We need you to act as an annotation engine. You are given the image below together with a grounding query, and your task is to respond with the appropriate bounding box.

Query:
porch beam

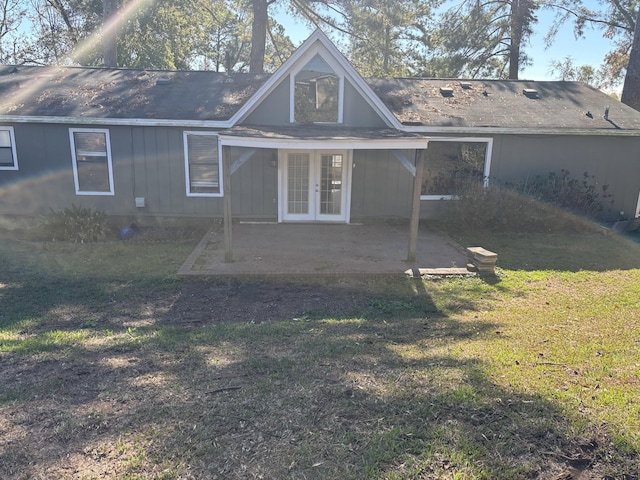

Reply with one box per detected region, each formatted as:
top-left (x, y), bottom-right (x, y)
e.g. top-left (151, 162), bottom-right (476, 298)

top-left (408, 149), bottom-right (425, 262)
top-left (230, 148), bottom-right (257, 175)
top-left (391, 150), bottom-right (416, 177)
top-left (223, 146), bottom-right (233, 262)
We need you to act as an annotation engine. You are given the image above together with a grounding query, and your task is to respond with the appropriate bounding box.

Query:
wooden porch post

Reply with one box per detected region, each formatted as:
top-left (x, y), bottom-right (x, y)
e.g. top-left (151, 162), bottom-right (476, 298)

top-left (408, 149), bottom-right (425, 262)
top-left (223, 146), bottom-right (233, 262)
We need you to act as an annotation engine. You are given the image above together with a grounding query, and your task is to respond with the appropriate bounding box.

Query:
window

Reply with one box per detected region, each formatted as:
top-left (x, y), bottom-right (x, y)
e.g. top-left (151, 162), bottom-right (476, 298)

top-left (421, 139), bottom-right (492, 199)
top-left (0, 127), bottom-right (18, 170)
top-left (70, 128), bottom-right (114, 195)
top-left (293, 55), bottom-right (341, 124)
top-left (184, 132), bottom-right (222, 197)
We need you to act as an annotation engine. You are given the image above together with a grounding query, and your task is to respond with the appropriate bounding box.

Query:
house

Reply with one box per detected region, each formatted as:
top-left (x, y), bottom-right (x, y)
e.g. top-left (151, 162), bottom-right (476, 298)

top-left (1, 29), bottom-right (640, 241)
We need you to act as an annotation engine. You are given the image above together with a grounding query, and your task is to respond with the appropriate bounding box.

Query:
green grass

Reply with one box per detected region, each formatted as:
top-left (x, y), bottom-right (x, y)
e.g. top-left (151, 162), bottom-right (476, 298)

top-left (1, 222), bottom-right (639, 479)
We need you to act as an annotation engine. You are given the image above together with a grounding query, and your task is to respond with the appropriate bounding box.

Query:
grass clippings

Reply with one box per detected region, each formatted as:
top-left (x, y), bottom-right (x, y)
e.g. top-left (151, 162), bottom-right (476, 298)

top-left (1, 223), bottom-right (639, 479)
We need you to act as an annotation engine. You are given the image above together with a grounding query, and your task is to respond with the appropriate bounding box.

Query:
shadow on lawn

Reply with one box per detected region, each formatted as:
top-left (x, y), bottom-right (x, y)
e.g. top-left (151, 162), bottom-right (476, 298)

top-left (2, 266), bottom-right (636, 479)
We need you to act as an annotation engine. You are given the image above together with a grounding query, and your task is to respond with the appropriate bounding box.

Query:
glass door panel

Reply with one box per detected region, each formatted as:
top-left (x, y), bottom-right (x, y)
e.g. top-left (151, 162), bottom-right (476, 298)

top-left (319, 154), bottom-right (343, 216)
top-left (287, 153), bottom-right (311, 218)
top-left (280, 150), bottom-right (349, 222)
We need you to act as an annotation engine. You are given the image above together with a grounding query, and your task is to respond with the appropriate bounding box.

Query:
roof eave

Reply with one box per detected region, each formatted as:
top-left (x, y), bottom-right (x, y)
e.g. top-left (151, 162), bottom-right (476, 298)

top-left (0, 115), bottom-right (234, 128)
top-left (400, 124), bottom-right (640, 137)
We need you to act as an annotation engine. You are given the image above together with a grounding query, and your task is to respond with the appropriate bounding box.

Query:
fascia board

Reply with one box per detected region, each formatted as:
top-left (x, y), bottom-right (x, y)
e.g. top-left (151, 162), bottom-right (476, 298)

top-left (400, 125), bottom-right (640, 137)
top-left (219, 134), bottom-right (429, 150)
top-left (0, 115), bottom-right (233, 129)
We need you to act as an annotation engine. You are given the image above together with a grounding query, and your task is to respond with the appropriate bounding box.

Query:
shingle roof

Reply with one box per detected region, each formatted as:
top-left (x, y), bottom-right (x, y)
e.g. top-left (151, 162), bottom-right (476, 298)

top-left (1, 64), bottom-right (639, 132)
top-left (366, 78), bottom-right (640, 131)
top-left (0, 65), bottom-right (269, 121)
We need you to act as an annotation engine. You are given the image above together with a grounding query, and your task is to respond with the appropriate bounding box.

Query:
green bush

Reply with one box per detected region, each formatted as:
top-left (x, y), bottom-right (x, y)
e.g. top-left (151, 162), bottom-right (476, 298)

top-left (40, 205), bottom-right (110, 243)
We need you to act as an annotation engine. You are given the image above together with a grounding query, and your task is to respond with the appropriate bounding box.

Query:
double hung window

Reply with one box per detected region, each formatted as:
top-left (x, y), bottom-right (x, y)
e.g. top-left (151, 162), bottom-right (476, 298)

top-left (0, 127), bottom-right (18, 170)
top-left (184, 132), bottom-right (222, 196)
top-left (70, 128), bottom-right (114, 195)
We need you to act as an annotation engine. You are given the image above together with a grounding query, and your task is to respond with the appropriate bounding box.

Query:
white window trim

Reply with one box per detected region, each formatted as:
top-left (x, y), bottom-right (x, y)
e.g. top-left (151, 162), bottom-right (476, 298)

top-left (69, 128), bottom-right (114, 196)
top-left (0, 126), bottom-right (18, 171)
top-left (421, 137), bottom-right (493, 200)
top-left (183, 131), bottom-right (223, 198)
top-left (289, 48), bottom-right (345, 125)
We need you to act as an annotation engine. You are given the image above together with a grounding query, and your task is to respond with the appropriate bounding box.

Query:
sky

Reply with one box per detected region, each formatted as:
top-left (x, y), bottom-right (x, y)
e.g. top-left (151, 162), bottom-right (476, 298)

top-left (272, 0), bottom-right (617, 83)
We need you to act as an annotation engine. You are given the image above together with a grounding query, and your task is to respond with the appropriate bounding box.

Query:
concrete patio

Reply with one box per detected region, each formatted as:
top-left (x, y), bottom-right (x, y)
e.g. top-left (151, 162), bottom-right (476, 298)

top-left (178, 222), bottom-right (472, 277)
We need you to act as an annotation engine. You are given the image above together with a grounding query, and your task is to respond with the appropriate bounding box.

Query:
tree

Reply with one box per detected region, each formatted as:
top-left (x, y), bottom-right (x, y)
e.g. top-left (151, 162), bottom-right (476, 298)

top-left (0, 0), bottom-right (28, 64)
top-left (546, 0), bottom-right (637, 88)
top-left (342, 0), bottom-right (437, 76)
top-left (621, 7), bottom-right (640, 109)
top-left (424, 0), bottom-right (538, 79)
top-left (288, 0), bottom-right (441, 77)
top-left (249, 0), bottom-right (275, 72)
top-left (103, 0), bottom-right (117, 67)
top-left (548, 55), bottom-right (603, 86)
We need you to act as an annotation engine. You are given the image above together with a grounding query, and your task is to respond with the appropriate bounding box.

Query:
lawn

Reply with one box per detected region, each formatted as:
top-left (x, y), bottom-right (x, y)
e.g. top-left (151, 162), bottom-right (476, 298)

top-left (1, 224), bottom-right (639, 479)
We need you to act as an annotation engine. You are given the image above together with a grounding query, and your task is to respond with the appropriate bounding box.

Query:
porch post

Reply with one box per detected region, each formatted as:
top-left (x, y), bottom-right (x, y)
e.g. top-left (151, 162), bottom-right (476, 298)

top-left (407, 149), bottom-right (425, 262)
top-left (223, 146), bottom-right (233, 262)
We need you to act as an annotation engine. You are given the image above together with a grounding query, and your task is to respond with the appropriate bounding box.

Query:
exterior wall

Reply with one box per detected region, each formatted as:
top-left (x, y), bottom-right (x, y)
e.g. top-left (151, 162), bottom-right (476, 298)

top-left (3, 121), bottom-right (639, 223)
top-left (489, 134), bottom-right (640, 218)
top-left (0, 123), bottom-right (83, 216)
top-left (0, 122), bottom-right (277, 220)
top-left (343, 80), bottom-right (388, 128)
top-left (242, 77), bottom-right (388, 128)
top-left (350, 149), bottom-right (413, 220)
top-left (243, 78), bottom-right (290, 126)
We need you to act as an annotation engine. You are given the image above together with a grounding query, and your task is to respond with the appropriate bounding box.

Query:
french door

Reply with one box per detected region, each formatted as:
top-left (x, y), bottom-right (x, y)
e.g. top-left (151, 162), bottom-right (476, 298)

top-left (279, 150), bottom-right (351, 222)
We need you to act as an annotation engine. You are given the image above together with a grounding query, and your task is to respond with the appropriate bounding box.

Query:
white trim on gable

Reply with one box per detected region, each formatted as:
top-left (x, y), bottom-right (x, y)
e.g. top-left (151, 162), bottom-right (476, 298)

top-left (229, 29), bottom-right (401, 128)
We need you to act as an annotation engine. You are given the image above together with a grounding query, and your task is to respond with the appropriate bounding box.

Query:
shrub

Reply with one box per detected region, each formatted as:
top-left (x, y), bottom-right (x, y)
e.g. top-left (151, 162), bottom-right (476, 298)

top-left (438, 182), bottom-right (599, 234)
top-left (518, 170), bottom-right (613, 218)
top-left (40, 204), bottom-right (110, 243)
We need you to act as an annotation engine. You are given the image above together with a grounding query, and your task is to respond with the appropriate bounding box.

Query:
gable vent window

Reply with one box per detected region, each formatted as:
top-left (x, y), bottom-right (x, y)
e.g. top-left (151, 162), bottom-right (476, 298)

top-left (184, 132), bottom-right (222, 197)
top-left (293, 54), bottom-right (341, 124)
top-left (0, 127), bottom-right (18, 170)
top-left (69, 128), bottom-right (114, 195)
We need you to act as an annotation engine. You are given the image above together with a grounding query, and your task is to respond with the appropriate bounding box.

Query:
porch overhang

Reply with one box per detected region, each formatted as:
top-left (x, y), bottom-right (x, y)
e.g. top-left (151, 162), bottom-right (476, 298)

top-left (219, 125), bottom-right (429, 264)
top-left (218, 125), bottom-right (429, 150)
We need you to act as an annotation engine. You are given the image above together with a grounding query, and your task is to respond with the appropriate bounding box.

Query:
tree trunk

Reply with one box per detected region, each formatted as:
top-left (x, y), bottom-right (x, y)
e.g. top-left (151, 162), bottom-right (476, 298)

top-left (621, 9), bottom-right (640, 110)
top-left (249, 0), bottom-right (268, 73)
top-left (509, 0), bottom-right (521, 80)
top-left (103, 0), bottom-right (118, 67)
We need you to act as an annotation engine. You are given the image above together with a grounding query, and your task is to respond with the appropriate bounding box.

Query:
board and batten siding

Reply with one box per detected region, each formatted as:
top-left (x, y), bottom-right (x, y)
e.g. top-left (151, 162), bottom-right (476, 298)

top-left (0, 123), bottom-right (81, 215)
top-left (243, 77), bottom-right (388, 128)
top-left (489, 134), bottom-right (640, 218)
top-left (350, 149), bottom-right (413, 220)
top-left (0, 123), bottom-right (278, 220)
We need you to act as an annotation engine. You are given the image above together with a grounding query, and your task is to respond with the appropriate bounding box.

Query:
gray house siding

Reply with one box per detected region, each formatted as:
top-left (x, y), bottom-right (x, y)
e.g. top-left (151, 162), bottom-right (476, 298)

top-left (1, 123), bottom-right (78, 215)
top-left (489, 134), bottom-right (640, 218)
top-left (243, 78), bottom-right (291, 126)
top-left (242, 78), bottom-right (388, 128)
top-left (350, 150), bottom-right (413, 220)
top-left (342, 80), bottom-right (388, 128)
top-left (230, 147), bottom-right (278, 219)
top-left (0, 123), bottom-right (280, 220)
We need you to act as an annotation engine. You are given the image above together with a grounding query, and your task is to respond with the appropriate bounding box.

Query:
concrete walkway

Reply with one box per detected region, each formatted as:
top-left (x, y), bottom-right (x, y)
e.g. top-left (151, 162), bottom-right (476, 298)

top-left (178, 222), bottom-right (471, 277)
